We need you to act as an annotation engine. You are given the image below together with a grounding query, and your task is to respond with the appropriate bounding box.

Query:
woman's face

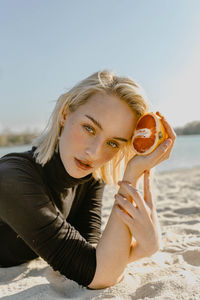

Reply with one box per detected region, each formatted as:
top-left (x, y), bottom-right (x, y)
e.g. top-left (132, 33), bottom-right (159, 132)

top-left (59, 92), bottom-right (137, 178)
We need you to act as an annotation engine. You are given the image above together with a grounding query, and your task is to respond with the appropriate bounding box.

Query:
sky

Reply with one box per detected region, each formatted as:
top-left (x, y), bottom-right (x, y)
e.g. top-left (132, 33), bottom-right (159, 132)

top-left (0, 0), bottom-right (200, 133)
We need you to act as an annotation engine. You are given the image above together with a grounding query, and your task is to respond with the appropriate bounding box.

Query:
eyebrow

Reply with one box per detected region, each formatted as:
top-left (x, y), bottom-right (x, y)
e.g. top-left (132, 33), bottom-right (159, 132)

top-left (85, 114), bottom-right (129, 142)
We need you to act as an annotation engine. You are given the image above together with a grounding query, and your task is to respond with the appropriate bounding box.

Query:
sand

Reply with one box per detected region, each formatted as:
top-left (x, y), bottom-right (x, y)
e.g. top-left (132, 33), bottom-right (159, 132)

top-left (0, 167), bottom-right (200, 300)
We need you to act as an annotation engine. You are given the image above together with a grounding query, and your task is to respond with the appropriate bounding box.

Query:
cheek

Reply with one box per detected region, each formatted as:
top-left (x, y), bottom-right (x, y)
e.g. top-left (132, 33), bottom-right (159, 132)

top-left (100, 148), bottom-right (116, 164)
top-left (69, 126), bottom-right (87, 148)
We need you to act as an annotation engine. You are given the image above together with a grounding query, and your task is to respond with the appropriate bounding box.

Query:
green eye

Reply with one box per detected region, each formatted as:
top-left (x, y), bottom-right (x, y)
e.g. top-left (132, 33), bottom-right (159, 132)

top-left (108, 141), bottom-right (119, 148)
top-left (84, 125), bottom-right (94, 133)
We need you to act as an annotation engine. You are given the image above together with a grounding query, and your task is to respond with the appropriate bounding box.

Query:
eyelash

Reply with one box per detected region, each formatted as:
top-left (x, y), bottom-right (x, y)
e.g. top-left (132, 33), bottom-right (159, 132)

top-left (82, 125), bottom-right (119, 149)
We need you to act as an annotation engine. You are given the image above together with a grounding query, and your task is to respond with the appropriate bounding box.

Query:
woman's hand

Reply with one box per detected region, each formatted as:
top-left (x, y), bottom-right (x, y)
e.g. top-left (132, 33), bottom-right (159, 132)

top-left (124, 112), bottom-right (176, 185)
top-left (115, 170), bottom-right (161, 261)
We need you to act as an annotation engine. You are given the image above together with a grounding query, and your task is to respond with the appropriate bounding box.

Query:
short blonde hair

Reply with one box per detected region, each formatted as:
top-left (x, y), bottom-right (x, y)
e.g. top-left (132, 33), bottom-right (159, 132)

top-left (33, 70), bottom-right (149, 185)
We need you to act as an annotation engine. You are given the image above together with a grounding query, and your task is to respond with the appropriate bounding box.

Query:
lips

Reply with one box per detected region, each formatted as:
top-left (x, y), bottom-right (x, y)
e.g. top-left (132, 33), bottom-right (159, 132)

top-left (74, 158), bottom-right (92, 170)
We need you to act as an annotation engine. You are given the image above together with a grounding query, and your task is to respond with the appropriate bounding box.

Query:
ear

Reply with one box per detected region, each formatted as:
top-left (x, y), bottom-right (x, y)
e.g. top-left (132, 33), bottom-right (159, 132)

top-left (60, 106), bottom-right (69, 126)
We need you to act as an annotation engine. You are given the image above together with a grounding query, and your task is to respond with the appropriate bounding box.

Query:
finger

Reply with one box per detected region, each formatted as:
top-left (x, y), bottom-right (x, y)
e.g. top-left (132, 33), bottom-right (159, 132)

top-left (156, 111), bottom-right (176, 141)
top-left (118, 180), bottom-right (134, 202)
top-left (153, 133), bottom-right (175, 164)
top-left (115, 194), bottom-right (138, 218)
top-left (155, 143), bottom-right (173, 164)
top-left (146, 138), bottom-right (172, 164)
top-left (143, 170), bottom-right (153, 209)
top-left (115, 204), bottom-right (135, 232)
top-left (118, 181), bottom-right (146, 211)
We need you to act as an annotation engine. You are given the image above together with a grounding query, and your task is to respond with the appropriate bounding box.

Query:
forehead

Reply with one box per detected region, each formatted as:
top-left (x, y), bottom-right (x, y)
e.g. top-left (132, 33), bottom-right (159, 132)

top-left (73, 92), bottom-right (137, 138)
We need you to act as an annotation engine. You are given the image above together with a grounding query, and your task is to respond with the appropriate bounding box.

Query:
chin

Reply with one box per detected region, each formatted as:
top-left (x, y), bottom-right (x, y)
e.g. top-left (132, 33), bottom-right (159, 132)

top-left (65, 161), bottom-right (89, 178)
top-left (65, 165), bottom-right (82, 178)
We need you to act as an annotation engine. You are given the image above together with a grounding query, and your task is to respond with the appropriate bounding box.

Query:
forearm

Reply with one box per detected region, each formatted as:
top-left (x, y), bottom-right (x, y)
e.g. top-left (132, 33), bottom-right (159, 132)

top-left (128, 235), bottom-right (161, 264)
top-left (88, 170), bottom-right (140, 289)
top-left (128, 240), bottom-right (148, 263)
top-left (88, 204), bottom-right (131, 289)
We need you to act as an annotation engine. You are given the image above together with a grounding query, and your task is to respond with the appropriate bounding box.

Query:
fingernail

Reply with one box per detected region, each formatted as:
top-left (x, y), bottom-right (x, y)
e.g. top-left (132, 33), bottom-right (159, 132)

top-left (156, 111), bottom-right (162, 117)
top-left (163, 140), bottom-right (170, 148)
top-left (165, 139), bottom-right (172, 147)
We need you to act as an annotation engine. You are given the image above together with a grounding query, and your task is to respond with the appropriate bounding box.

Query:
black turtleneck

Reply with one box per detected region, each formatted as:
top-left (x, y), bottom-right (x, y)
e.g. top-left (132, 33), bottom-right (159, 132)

top-left (0, 148), bottom-right (105, 287)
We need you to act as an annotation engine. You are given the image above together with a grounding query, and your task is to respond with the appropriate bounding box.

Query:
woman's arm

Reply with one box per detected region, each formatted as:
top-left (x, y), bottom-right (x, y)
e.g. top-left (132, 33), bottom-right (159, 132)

top-left (88, 171), bottom-right (159, 289)
top-left (116, 171), bottom-right (161, 263)
top-left (88, 197), bottom-right (131, 289)
top-left (0, 157), bottom-right (97, 287)
top-left (88, 113), bottom-right (176, 289)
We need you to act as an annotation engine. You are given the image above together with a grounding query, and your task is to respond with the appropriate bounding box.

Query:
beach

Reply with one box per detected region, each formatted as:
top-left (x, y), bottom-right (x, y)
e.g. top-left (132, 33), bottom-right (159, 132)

top-left (0, 167), bottom-right (200, 300)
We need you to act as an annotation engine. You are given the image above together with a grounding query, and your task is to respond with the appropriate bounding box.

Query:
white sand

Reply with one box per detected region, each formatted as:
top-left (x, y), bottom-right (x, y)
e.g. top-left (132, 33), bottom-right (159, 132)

top-left (0, 167), bottom-right (200, 300)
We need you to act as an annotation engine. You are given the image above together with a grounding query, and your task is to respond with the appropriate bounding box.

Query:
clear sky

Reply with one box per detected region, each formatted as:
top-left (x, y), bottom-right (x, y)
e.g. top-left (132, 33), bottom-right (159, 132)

top-left (1, 0), bottom-right (200, 133)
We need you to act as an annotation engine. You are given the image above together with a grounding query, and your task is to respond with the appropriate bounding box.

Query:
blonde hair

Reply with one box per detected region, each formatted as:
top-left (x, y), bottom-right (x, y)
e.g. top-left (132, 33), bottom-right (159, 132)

top-left (33, 70), bottom-right (149, 185)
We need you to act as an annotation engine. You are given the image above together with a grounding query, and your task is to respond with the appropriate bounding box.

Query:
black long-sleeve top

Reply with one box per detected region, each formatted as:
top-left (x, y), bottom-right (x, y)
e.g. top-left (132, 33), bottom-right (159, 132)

top-left (0, 147), bottom-right (105, 287)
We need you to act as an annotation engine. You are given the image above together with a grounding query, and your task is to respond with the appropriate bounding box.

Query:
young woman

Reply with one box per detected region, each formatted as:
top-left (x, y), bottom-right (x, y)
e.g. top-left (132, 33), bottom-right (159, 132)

top-left (0, 70), bottom-right (176, 289)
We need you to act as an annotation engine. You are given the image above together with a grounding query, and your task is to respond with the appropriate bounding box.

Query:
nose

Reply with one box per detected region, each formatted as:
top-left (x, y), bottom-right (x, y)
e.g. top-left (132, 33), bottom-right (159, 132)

top-left (85, 137), bottom-right (102, 161)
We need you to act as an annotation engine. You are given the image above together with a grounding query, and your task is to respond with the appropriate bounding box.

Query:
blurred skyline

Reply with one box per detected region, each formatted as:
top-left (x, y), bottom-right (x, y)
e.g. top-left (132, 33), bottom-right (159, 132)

top-left (1, 0), bottom-right (200, 133)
